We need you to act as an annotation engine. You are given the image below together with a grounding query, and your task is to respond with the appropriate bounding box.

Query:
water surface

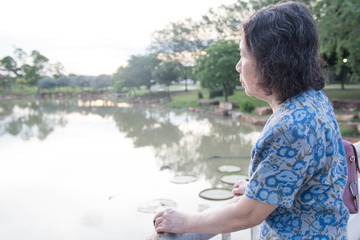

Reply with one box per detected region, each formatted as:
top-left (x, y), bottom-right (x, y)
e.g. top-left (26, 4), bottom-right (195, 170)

top-left (0, 99), bottom-right (263, 239)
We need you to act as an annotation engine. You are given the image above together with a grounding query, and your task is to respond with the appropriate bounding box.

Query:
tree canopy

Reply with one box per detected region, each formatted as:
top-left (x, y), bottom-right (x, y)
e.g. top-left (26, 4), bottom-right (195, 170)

top-left (112, 54), bottom-right (161, 96)
top-left (194, 40), bottom-right (240, 102)
top-left (312, 0), bottom-right (360, 83)
top-left (152, 61), bottom-right (180, 97)
top-left (148, 0), bottom-right (360, 91)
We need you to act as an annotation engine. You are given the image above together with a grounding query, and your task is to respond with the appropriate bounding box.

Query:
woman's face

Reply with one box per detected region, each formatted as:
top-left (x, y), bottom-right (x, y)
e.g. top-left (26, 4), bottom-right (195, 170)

top-left (235, 39), bottom-right (261, 97)
top-left (235, 39), bottom-right (280, 110)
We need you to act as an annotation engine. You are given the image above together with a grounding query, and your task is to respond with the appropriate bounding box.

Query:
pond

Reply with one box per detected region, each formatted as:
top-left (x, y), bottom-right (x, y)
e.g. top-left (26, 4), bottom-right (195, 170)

top-left (0, 99), bottom-right (264, 240)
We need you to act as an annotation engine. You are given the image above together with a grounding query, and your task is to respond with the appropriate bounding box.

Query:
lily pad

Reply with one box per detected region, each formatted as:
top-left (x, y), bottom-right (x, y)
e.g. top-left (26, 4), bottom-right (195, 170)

top-left (218, 165), bottom-right (241, 173)
top-left (137, 199), bottom-right (177, 213)
top-left (199, 188), bottom-right (233, 200)
top-left (221, 174), bottom-right (248, 185)
top-left (170, 175), bottom-right (196, 184)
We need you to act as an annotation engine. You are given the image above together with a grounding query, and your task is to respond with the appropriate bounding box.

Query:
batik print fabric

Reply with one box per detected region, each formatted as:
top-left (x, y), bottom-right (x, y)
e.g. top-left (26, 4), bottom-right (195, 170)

top-left (245, 89), bottom-right (349, 240)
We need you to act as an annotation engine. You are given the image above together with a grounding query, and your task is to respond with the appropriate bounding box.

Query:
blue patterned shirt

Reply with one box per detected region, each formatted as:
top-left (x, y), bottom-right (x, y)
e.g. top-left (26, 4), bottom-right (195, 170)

top-left (245, 89), bottom-right (349, 239)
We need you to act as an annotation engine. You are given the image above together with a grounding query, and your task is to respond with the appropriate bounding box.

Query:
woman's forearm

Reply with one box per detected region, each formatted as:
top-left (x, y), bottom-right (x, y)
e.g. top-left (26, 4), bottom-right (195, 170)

top-left (185, 196), bottom-right (276, 234)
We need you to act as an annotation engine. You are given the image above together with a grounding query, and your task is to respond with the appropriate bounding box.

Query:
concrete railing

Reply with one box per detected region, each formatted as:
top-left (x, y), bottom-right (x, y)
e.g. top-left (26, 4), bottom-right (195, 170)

top-left (146, 233), bottom-right (218, 240)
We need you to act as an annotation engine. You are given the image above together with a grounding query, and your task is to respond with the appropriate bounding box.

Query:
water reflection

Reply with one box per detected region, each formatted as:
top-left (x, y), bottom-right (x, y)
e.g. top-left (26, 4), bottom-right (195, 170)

top-left (0, 99), bottom-right (263, 181)
top-left (0, 100), bottom-right (67, 140)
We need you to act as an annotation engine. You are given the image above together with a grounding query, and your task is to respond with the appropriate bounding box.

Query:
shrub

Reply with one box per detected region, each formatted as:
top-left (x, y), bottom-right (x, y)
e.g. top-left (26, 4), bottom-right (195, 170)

top-left (209, 88), bottom-right (234, 99)
top-left (198, 92), bottom-right (203, 99)
top-left (37, 77), bottom-right (57, 90)
top-left (56, 76), bottom-right (71, 87)
top-left (241, 100), bottom-right (255, 113)
top-left (209, 89), bottom-right (223, 98)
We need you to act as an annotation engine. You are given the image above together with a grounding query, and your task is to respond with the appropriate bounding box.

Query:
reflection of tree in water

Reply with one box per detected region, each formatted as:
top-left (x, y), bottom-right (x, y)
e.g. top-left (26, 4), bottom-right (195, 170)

top-left (113, 107), bottom-right (183, 149)
top-left (112, 107), bottom-right (263, 185)
top-left (0, 100), bottom-right (67, 141)
top-left (1, 98), bottom-right (263, 185)
top-left (0, 99), bottom-right (119, 141)
top-left (154, 115), bottom-right (262, 186)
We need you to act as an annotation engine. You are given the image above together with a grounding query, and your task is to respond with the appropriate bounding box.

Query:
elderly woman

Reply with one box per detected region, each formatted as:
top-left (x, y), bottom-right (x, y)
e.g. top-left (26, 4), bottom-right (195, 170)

top-left (153, 1), bottom-right (349, 239)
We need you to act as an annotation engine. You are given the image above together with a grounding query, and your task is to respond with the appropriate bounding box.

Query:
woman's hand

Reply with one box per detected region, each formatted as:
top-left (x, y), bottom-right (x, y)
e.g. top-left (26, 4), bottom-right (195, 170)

top-left (153, 208), bottom-right (189, 234)
top-left (232, 179), bottom-right (249, 197)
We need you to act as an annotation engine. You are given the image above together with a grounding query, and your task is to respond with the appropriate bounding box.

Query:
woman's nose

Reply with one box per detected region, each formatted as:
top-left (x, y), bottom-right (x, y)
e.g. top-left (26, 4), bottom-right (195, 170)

top-left (235, 60), bottom-right (241, 73)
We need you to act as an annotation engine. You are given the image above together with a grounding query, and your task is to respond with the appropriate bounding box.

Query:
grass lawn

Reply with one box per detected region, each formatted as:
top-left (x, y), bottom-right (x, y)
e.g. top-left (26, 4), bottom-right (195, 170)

top-left (0, 86), bottom-right (38, 95)
top-left (160, 88), bottom-right (360, 112)
top-left (323, 88), bottom-right (360, 99)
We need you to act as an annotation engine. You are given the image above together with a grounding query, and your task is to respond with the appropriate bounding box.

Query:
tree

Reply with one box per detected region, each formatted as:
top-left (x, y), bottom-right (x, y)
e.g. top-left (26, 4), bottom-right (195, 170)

top-left (150, 19), bottom-right (212, 93)
top-left (113, 54), bottom-right (160, 96)
top-left (244, 0), bottom-right (360, 84)
top-left (112, 66), bottom-right (130, 93)
top-left (312, 0), bottom-right (360, 84)
top-left (150, 1), bottom-right (251, 60)
top-left (0, 56), bottom-right (18, 89)
top-left (150, 18), bottom-right (209, 60)
top-left (177, 63), bottom-right (194, 91)
top-left (21, 64), bottom-right (38, 86)
top-left (149, 1), bottom-right (253, 93)
top-left (152, 61), bottom-right (180, 98)
top-left (18, 50), bottom-right (50, 86)
top-left (0, 47), bottom-right (66, 88)
top-left (194, 40), bottom-right (239, 102)
top-left (31, 50), bottom-right (49, 77)
top-left (0, 56), bottom-right (18, 77)
top-left (199, 1), bottom-right (251, 41)
top-left (37, 77), bottom-right (57, 90)
top-left (90, 74), bottom-right (112, 90)
top-left (56, 75), bottom-right (71, 87)
top-left (49, 62), bottom-right (65, 78)
top-left (130, 54), bottom-right (160, 95)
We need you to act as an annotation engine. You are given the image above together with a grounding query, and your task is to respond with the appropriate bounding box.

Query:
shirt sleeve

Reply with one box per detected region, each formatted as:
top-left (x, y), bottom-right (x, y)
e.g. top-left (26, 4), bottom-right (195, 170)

top-left (245, 122), bottom-right (313, 208)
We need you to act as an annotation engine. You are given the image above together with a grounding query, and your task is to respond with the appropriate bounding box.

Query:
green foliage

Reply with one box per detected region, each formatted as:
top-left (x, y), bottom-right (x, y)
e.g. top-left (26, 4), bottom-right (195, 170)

top-left (152, 61), bottom-right (180, 87)
top-left (90, 74), bottom-right (112, 89)
top-left (164, 90), bottom-right (201, 109)
top-left (209, 89), bottom-right (223, 99)
top-left (112, 54), bottom-right (161, 96)
top-left (0, 86), bottom-right (37, 95)
top-left (246, 0), bottom-right (360, 84)
top-left (312, 0), bottom-right (360, 83)
top-left (56, 76), bottom-right (71, 87)
top-left (340, 125), bottom-right (359, 138)
top-left (21, 64), bottom-right (39, 86)
top-left (37, 77), bottom-right (57, 90)
top-left (209, 88), bottom-right (234, 99)
top-left (194, 40), bottom-right (239, 102)
top-left (152, 61), bottom-right (180, 97)
top-left (0, 47), bottom-right (65, 89)
top-left (150, 18), bottom-right (210, 64)
top-left (323, 88), bottom-right (360, 100)
top-left (200, 0), bottom-right (251, 40)
top-left (0, 56), bottom-right (18, 76)
top-left (112, 66), bottom-right (128, 93)
top-left (37, 75), bottom-right (112, 92)
top-left (240, 100), bottom-right (255, 113)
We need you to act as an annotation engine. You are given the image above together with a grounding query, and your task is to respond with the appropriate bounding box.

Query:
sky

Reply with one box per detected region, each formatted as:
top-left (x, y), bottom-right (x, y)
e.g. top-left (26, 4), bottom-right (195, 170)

top-left (0, 0), bottom-right (237, 76)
